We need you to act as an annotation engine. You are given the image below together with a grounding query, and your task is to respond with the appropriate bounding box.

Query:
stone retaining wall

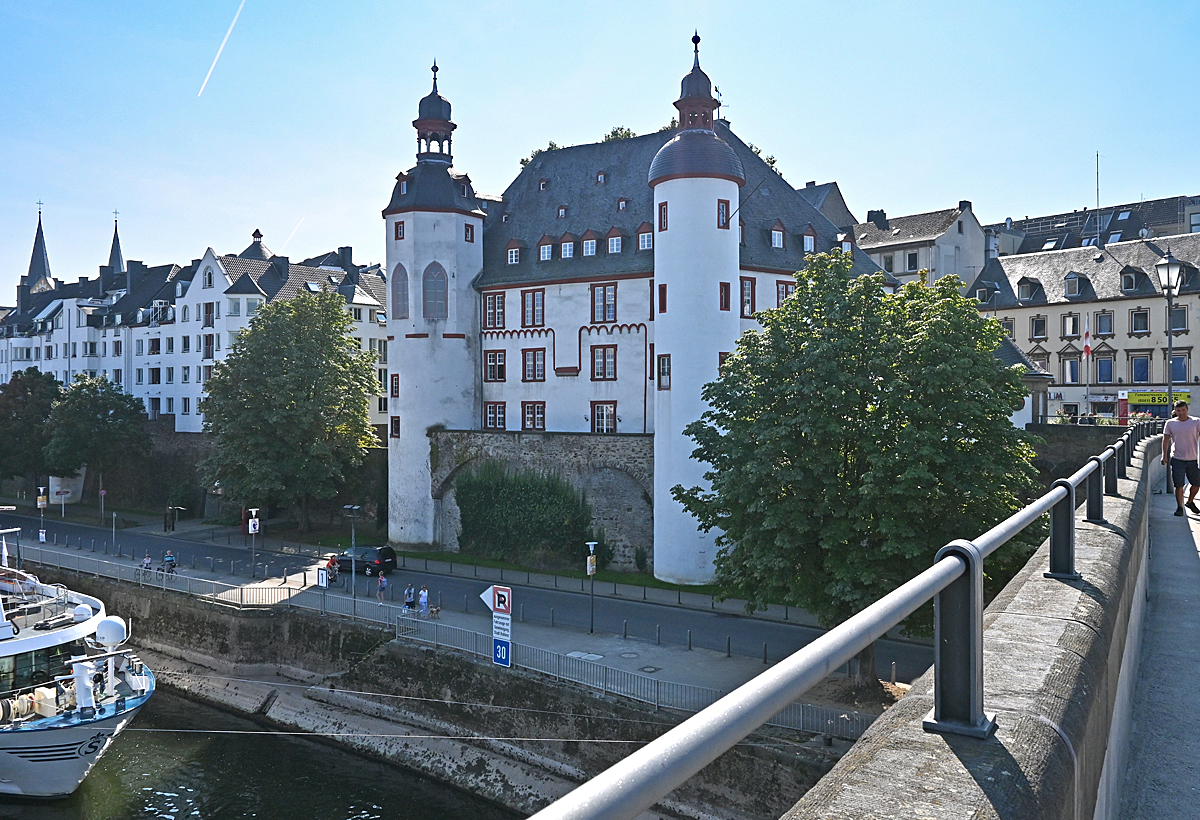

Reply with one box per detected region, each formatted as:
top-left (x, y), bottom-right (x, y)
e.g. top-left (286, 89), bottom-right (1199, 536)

top-left (428, 430), bottom-right (654, 569)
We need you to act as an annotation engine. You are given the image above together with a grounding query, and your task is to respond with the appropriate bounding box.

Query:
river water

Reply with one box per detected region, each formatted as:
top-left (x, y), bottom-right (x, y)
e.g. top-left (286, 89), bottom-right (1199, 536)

top-left (0, 692), bottom-right (521, 820)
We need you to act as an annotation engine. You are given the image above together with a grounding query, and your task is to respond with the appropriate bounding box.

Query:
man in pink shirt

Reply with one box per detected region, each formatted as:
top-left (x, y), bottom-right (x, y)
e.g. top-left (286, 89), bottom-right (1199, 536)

top-left (1162, 400), bottom-right (1200, 516)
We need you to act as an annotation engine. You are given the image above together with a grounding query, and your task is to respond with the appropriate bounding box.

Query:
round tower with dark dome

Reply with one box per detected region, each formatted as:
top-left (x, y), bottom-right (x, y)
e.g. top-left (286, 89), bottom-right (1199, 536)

top-left (384, 63), bottom-right (484, 547)
top-left (649, 34), bottom-right (745, 585)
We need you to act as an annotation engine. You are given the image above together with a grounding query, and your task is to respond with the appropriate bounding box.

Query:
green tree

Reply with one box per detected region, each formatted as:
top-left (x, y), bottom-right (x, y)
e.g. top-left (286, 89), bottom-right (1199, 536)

top-left (44, 374), bottom-right (151, 502)
top-left (602, 126), bottom-right (636, 141)
top-left (200, 291), bottom-right (377, 532)
top-left (519, 140), bottom-right (561, 168)
top-left (746, 142), bottom-right (780, 173)
top-left (673, 252), bottom-right (1041, 689)
top-left (0, 368), bottom-right (64, 491)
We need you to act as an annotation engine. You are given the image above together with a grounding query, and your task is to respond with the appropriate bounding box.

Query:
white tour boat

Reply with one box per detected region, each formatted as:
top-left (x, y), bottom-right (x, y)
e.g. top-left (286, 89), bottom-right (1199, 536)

top-left (0, 565), bottom-right (154, 797)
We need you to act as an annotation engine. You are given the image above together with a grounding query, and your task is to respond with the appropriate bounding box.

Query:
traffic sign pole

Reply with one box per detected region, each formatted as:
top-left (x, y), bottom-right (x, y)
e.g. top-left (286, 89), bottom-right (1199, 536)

top-left (480, 585), bottom-right (514, 667)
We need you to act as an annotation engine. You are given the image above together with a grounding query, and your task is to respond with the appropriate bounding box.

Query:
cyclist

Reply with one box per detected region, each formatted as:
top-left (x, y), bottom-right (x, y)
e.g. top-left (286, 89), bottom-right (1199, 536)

top-left (162, 550), bottom-right (177, 574)
top-left (325, 554), bottom-right (340, 582)
top-left (141, 554), bottom-right (153, 572)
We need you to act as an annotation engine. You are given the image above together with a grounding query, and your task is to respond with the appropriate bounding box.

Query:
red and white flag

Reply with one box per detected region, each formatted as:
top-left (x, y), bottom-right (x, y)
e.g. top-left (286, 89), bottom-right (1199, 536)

top-left (1083, 316), bottom-right (1091, 359)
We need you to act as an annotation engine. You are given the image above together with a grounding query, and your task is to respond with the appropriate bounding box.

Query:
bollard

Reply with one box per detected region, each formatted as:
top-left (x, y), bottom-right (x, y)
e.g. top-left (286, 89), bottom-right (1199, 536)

top-left (785, 605), bottom-right (789, 621)
top-left (711, 595), bottom-right (715, 610)
top-left (656, 624), bottom-right (661, 645)
top-left (622, 619), bottom-right (627, 639)
top-left (763, 642), bottom-right (768, 664)
top-left (210, 557), bottom-right (215, 572)
top-left (118, 544), bottom-right (122, 558)
top-left (677, 588), bottom-right (681, 604)
top-left (90, 539), bottom-right (95, 552)
top-left (687, 629), bottom-right (692, 650)
top-left (439, 591), bottom-right (442, 608)
top-left (726, 636), bottom-right (731, 658)
top-left (520, 603), bottom-right (524, 623)
top-left (891, 661), bottom-right (897, 685)
top-left (53, 533), bottom-right (57, 545)
top-left (232, 561), bottom-right (237, 575)
top-left (550, 607), bottom-right (555, 627)
top-left (464, 594), bottom-right (469, 613)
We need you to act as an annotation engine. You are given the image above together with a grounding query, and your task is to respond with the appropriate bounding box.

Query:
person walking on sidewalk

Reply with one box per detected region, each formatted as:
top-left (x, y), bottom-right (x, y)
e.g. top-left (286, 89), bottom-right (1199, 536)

top-left (403, 583), bottom-right (416, 612)
top-left (376, 573), bottom-right (388, 602)
top-left (418, 585), bottom-right (429, 618)
top-left (1162, 399), bottom-right (1200, 516)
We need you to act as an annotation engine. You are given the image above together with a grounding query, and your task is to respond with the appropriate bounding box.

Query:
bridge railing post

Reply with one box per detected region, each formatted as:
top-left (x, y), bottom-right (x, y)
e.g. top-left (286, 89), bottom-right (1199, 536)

top-left (1046, 478), bottom-right (1081, 580)
top-left (1104, 446), bottom-right (1119, 494)
top-left (1085, 457), bottom-right (1105, 523)
top-left (1116, 436), bottom-right (1129, 479)
top-left (923, 539), bottom-right (995, 738)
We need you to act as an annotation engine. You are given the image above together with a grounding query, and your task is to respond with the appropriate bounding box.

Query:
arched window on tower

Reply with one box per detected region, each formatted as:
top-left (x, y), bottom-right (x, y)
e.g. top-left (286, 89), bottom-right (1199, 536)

top-left (423, 263), bottom-right (448, 318)
top-left (392, 263), bottom-right (409, 319)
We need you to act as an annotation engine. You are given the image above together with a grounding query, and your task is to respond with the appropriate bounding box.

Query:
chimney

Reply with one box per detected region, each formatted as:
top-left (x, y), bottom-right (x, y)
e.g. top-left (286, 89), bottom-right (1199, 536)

top-left (984, 228), bottom-right (998, 262)
top-left (16, 282), bottom-right (29, 315)
top-left (269, 256), bottom-right (289, 279)
top-left (805, 181), bottom-right (816, 188)
top-left (866, 209), bottom-right (888, 229)
top-left (958, 200), bottom-right (972, 213)
top-left (337, 246), bottom-right (353, 271)
top-left (125, 260), bottom-right (145, 294)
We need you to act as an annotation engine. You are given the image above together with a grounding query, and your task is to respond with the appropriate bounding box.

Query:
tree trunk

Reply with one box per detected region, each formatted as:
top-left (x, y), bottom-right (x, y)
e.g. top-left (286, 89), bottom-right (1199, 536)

top-left (297, 496), bottom-right (311, 533)
top-left (849, 641), bottom-right (882, 692)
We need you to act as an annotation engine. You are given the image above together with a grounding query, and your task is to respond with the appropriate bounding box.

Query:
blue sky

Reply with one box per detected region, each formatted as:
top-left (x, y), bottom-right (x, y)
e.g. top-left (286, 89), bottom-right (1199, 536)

top-left (2, 1), bottom-right (1197, 299)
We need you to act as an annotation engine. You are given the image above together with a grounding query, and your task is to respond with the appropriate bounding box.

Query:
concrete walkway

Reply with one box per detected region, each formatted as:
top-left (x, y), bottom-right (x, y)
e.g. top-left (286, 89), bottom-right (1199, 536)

top-left (1119, 484), bottom-right (1200, 817)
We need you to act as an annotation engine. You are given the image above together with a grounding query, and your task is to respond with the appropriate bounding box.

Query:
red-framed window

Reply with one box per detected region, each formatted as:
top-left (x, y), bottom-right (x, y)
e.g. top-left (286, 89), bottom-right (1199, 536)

top-left (591, 345), bottom-right (617, 380)
top-left (657, 354), bottom-right (671, 390)
top-left (390, 373), bottom-right (400, 398)
top-left (591, 283), bottom-right (617, 323)
top-left (522, 289), bottom-right (545, 327)
top-left (484, 350), bottom-right (506, 382)
top-left (717, 199), bottom-right (730, 229)
top-left (719, 282), bottom-right (731, 311)
top-left (484, 402), bottom-right (506, 429)
top-left (522, 348), bottom-right (545, 382)
top-left (776, 280), bottom-right (796, 307)
top-left (394, 221), bottom-right (404, 241)
top-left (658, 202), bottom-right (668, 231)
top-left (522, 402), bottom-right (545, 431)
top-left (658, 283), bottom-right (667, 314)
top-left (740, 276), bottom-right (756, 318)
top-left (484, 293), bottom-right (505, 329)
top-left (592, 401), bottom-right (616, 433)
top-left (390, 416), bottom-right (401, 437)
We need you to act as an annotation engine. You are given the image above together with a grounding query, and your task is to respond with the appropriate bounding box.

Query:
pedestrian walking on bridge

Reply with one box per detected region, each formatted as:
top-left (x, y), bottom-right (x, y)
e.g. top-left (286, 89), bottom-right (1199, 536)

top-left (1162, 399), bottom-right (1200, 516)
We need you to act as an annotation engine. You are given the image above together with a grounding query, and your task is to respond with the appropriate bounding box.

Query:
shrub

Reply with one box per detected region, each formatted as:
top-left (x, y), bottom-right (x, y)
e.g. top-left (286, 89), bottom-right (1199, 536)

top-left (634, 546), bottom-right (648, 571)
top-left (455, 461), bottom-right (594, 568)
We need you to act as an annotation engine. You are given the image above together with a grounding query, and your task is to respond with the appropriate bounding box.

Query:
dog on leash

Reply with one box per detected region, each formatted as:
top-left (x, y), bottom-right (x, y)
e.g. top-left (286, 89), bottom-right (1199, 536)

top-left (427, 606), bottom-right (441, 619)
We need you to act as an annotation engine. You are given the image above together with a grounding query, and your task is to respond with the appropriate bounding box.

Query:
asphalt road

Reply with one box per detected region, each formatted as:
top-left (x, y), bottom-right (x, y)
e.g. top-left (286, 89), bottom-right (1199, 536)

top-left (0, 512), bottom-right (934, 683)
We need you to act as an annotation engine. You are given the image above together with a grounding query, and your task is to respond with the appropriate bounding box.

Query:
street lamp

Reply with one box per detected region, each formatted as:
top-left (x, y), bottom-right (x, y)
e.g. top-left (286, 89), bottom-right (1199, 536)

top-left (1157, 250), bottom-right (1184, 412)
top-left (343, 505), bottom-right (360, 599)
top-left (248, 507), bottom-right (260, 578)
top-left (586, 541), bottom-right (598, 634)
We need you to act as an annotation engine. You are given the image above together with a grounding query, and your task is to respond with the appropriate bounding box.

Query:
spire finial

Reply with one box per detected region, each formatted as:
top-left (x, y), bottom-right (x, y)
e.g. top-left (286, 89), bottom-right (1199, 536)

top-left (431, 59), bottom-right (439, 91)
top-left (692, 31), bottom-right (700, 67)
top-left (36, 200), bottom-right (43, 216)
top-left (113, 208), bottom-right (119, 223)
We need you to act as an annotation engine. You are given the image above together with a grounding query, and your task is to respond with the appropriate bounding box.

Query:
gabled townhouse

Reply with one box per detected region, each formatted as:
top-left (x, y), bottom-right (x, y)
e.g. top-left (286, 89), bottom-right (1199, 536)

top-left (1, 219), bottom-right (389, 435)
top-left (849, 201), bottom-right (986, 288)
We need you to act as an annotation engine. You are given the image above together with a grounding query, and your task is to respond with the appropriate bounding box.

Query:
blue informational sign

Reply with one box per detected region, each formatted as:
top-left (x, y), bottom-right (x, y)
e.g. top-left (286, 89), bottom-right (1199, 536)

top-left (493, 638), bottom-right (512, 668)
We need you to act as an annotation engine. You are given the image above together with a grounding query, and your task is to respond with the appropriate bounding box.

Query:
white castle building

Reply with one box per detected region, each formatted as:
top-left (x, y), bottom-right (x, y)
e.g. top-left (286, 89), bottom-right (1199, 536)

top-left (386, 38), bottom-right (887, 584)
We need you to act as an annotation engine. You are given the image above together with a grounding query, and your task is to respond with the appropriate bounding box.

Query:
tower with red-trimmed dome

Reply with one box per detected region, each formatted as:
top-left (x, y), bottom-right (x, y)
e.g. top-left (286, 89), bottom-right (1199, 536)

top-left (648, 34), bottom-right (746, 584)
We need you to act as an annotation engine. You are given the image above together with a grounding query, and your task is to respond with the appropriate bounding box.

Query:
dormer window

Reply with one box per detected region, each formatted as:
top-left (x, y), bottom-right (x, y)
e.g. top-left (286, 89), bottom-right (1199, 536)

top-left (639, 231), bottom-right (652, 250)
top-left (618, 198), bottom-right (627, 211)
top-left (562, 241), bottom-right (574, 258)
top-left (976, 288), bottom-right (989, 302)
top-left (400, 181), bottom-right (408, 195)
top-left (508, 248), bottom-right (520, 265)
top-left (1065, 275), bottom-right (1083, 297)
top-left (461, 184), bottom-right (469, 197)
top-left (841, 240), bottom-right (852, 253)
top-left (540, 244), bottom-right (552, 261)
top-left (608, 237), bottom-right (621, 254)
top-left (502, 213), bottom-right (509, 223)
top-left (558, 206), bottom-right (567, 219)
top-left (1122, 272), bottom-right (1137, 292)
top-left (583, 239), bottom-right (596, 257)
top-left (803, 230), bottom-right (816, 254)
top-left (771, 230), bottom-right (784, 248)
top-left (1018, 281), bottom-right (1036, 300)
top-left (538, 179), bottom-right (548, 191)
top-left (596, 172), bottom-right (606, 184)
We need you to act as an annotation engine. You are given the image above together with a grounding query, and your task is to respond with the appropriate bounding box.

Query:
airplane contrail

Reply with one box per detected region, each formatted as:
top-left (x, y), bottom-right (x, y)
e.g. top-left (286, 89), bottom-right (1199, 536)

top-left (198, 0), bottom-right (247, 97)
top-left (280, 217), bottom-right (305, 252)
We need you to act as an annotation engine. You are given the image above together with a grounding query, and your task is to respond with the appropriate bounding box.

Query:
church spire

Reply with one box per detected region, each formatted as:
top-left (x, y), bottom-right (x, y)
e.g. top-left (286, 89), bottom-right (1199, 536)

top-left (675, 32), bottom-right (718, 131)
top-left (26, 211), bottom-right (52, 286)
top-left (108, 216), bottom-right (126, 274)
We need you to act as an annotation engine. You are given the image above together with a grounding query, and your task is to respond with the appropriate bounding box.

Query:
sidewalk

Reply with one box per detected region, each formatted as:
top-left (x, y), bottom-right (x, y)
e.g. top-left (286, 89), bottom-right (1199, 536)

top-left (1119, 482), bottom-right (1200, 817)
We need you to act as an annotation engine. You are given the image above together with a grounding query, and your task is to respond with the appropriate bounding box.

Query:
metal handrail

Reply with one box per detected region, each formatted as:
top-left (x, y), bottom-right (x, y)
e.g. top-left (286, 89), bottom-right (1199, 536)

top-left (526, 419), bottom-right (1160, 820)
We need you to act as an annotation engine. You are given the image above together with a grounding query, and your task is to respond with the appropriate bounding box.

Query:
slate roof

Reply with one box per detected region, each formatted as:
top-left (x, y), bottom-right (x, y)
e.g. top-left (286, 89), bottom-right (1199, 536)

top-left (796, 181), bottom-right (858, 229)
top-left (995, 336), bottom-right (1051, 377)
top-left (25, 215), bottom-right (52, 285)
top-left (851, 206), bottom-right (964, 249)
top-left (985, 194), bottom-right (1200, 255)
top-left (107, 222), bottom-right (125, 274)
top-left (237, 230), bottom-right (273, 260)
top-left (382, 162), bottom-right (482, 216)
top-left (478, 122), bottom-right (886, 289)
top-left (967, 232), bottom-right (1200, 311)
